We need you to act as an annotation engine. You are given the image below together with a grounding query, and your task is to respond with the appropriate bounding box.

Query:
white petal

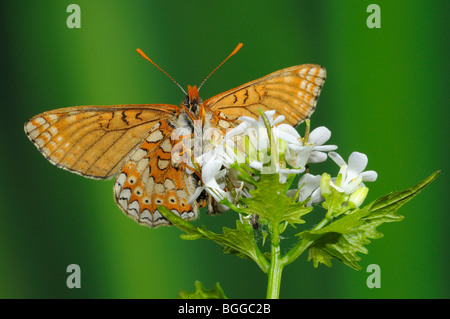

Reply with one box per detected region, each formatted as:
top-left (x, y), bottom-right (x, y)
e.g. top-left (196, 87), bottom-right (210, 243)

top-left (286, 147), bottom-right (310, 168)
top-left (329, 181), bottom-right (345, 193)
top-left (225, 122), bottom-right (248, 139)
top-left (272, 115), bottom-right (285, 126)
top-left (264, 110), bottom-right (276, 121)
top-left (308, 151), bottom-right (327, 163)
top-left (187, 187), bottom-right (205, 205)
top-left (206, 185), bottom-right (228, 202)
top-left (215, 168), bottom-right (228, 180)
top-left (276, 123), bottom-right (300, 137)
top-left (202, 159), bottom-right (223, 183)
top-left (347, 152), bottom-right (368, 181)
top-left (255, 128), bottom-right (270, 150)
top-left (343, 176), bottom-right (363, 194)
top-left (361, 170), bottom-right (378, 182)
top-left (338, 164), bottom-right (348, 184)
top-left (287, 144), bottom-right (308, 152)
top-left (278, 171), bottom-right (289, 184)
top-left (249, 160), bottom-right (263, 171)
top-left (279, 168), bottom-right (305, 183)
top-left (308, 126), bottom-right (331, 145)
top-left (348, 152), bottom-right (368, 173)
top-left (280, 168), bottom-right (304, 175)
top-left (274, 129), bottom-right (300, 145)
top-left (297, 173), bottom-right (321, 201)
top-left (237, 116), bottom-right (258, 125)
top-left (313, 144), bottom-right (338, 151)
top-left (309, 188), bottom-right (324, 205)
top-left (329, 152), bottom-right (346, 167)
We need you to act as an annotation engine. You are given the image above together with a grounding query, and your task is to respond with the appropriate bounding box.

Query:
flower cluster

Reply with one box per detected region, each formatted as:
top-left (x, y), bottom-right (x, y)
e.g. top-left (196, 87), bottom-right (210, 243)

top-left (188, 110), bottom-right (377, 215)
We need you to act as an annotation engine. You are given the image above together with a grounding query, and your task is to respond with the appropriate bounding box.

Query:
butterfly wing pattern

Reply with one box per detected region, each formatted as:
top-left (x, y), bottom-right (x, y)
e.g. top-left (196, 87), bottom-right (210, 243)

top-left (113, 119), bottom-right (200, 227)
top-left (24, 105), bottom-right (178, 178)
top-left (25, 61), bottom-right (326, 228)
top-left (206, 64), bottom-right (326, 127)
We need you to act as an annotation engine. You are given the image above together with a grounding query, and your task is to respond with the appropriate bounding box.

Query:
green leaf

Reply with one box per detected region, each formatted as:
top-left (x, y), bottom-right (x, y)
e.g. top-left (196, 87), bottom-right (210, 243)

top-left (158, 206), bottom-right (269, 273)
top-left (240, 174), bottom-right (312, 227)
top-left (299, 171), bottom-right (440, 270)
top-left (178, 281), bottom-right (227, 299)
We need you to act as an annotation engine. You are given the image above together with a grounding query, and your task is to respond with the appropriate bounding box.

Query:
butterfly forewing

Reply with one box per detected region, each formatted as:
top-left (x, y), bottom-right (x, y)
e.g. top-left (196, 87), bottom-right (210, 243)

top-left (24, 104), bottom-right (178, 179)
top-left (205, 64), bottom-right (326, 127)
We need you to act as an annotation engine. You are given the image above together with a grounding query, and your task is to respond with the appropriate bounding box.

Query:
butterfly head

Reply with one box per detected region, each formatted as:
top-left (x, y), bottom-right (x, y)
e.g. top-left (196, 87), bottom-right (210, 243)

top-left (183, 85), bottom-right (203, 115)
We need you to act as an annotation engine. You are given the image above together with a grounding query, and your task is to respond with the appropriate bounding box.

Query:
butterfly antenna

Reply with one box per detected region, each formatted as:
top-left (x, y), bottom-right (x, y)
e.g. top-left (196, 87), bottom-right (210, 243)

top-left (136, 48), bottom-right (188, 96)
top-left (198, 43), bottom-right (243, 91)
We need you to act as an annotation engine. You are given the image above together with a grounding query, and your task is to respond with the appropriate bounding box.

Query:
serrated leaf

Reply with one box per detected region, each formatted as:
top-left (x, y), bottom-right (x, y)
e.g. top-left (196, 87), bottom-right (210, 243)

top-left (178, 281), bottom-right (227, 299)
top-left (299, 171), bottom-right (439, 270)
top-left (240, 174), bottom-right (312, 226)
top-left (198, 220), bottom-right (258, 259)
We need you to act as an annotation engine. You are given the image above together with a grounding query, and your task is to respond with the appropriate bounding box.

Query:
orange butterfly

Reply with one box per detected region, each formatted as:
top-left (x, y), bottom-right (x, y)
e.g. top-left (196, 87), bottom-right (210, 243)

top-left (24, 43), bottom-right (326, 227)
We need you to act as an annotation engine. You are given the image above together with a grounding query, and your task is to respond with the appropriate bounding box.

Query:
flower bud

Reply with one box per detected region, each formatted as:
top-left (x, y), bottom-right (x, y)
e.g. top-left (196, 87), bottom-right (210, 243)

top-left (348, 187), bottom-right (369, 208)
top-left (320, 173), bottom-right (332, 197)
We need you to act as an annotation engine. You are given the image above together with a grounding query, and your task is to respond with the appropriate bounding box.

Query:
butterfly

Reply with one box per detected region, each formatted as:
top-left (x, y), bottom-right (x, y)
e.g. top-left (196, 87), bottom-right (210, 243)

top-left (24, 43), bottom-right (326, 228)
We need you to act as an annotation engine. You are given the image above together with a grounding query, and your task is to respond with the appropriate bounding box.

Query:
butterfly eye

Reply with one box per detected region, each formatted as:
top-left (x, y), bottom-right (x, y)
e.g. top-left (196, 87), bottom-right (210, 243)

top-left (198, 97), bottom-right (203, 104)
top-left (182, 96), bottom-right (189, 106)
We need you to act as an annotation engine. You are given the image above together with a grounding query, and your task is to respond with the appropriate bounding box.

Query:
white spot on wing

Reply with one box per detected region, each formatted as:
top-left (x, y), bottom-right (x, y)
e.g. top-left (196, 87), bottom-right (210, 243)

top-left (154, 183), bottom-right (164, 194)
top-left (35, 138), bottom-right (45, 147)
top-left (153, 210), bottom-right (166, 225)
top-left (127, 200), bottom-right (140, 218)
top-left (29, 129), bottom-right (39, 139)
top-left (164, 179), bottom-right (176, 190)
top-left (25, 122), bottom-right (36, 132)
top-left (298, 69), bottom-right (308, 75)
top-left (157, 159), bottom-right (170, 170)
top-left (300, 80), bottom-right (307, 89)
top-left (145, 177), bottom-right (155, 192)
top-left (114, 173), bottom-right (127, 196)
top-left (118, 188), bottom-right (131, 210)
top-left (136, 158), bottom-right (149, 174)
top-left (34, 117), bottom-right (46, 125)
top-left (146, 130), bottom-right (164, 142)
top-left (318, 68), bottom-right (326, 77)
top-left (131, 148), bottom-right (147, 161)
top-left (160, 139), bottom-right (172, 153)
top-left (140, 209), bottom-right (152, 225)
top-left (315, 77), bottom-right (324, 85)
top-left (48, 126), bottom-right (58, 136)
top-left (47, 114), bottom-right (58, 122)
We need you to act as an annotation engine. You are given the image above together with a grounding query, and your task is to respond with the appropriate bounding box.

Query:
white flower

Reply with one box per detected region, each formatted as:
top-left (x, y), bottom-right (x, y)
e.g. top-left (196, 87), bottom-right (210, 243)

top-left (187, 110), bottom-right (341, 207)
top-left (226, 110), bottom-right (306, 182)
top-left (328, 151), bottom-right (378, 194)
top-left (307, 127), bottom-right (339, 163)
top-left (280, 126), bottom-right (337, 169)
top-left (188, 158), bottom-right (230, 205)
top-left (296, 173), bottom-right (323, 206)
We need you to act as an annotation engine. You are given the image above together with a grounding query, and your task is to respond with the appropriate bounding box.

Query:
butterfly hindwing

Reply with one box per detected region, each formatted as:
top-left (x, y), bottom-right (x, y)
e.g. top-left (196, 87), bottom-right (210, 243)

top-left (205, 64), bottom-right (326, 127)
top-left (113, 119), bottom-right (200, 227)
top-left (24, 104), bottom-right (179, 179)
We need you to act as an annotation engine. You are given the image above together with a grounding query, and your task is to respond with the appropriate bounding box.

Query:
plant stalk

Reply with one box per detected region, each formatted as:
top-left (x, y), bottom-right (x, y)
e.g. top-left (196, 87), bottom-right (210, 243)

top-left (266, 222), bottom-right (284, 299)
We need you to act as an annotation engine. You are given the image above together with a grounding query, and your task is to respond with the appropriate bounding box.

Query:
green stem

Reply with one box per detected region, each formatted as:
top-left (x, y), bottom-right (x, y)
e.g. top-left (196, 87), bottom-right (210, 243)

top-left (266, 222), bottom-right (284, 299)
top-left (313, 216), bottom-right (331, 231)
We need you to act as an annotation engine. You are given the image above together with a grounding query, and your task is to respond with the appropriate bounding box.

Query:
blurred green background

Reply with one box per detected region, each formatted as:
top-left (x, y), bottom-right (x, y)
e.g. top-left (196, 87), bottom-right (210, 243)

top-left (1, 0), bottom-right (448, 298)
